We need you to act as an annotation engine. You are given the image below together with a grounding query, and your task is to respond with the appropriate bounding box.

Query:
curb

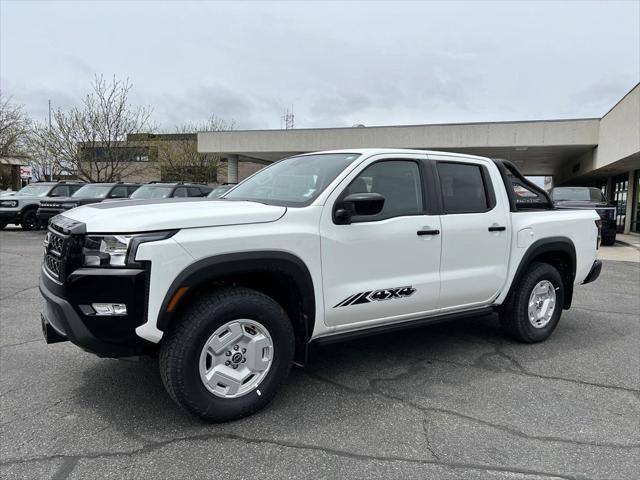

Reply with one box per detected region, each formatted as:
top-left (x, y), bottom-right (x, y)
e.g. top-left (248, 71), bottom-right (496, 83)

top-left (615, 239), bottom-right (640, 252)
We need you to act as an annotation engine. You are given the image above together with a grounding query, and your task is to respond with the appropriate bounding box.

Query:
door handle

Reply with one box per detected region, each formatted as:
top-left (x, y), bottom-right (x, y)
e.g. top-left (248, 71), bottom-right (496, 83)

top-left (417, 229), bottom-right (440, 236)
top-left (488, 226), bottom-right (506, 232)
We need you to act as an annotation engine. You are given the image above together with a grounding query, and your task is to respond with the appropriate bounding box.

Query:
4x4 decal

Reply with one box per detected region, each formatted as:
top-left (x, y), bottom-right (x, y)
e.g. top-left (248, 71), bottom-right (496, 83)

top-left (334, 286), bottom-right (416, 308)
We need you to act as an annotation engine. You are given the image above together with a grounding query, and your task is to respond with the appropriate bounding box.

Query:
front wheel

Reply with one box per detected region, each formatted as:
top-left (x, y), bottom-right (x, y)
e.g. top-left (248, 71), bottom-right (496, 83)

top-left (20, 209), bottom-right (39, 231)
top-left (500, 262), bottom-right (564, 343)
top-left (159, 287), bottom-right (294, 422)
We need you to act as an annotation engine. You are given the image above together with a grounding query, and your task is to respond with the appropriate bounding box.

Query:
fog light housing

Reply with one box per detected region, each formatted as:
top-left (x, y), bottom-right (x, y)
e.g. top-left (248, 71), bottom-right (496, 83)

top-left (91, 303), bottom-right (127, 316)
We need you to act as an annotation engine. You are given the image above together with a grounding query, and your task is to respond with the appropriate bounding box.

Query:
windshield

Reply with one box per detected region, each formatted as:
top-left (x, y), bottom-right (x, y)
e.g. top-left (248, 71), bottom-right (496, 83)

top-left (72, 185), bottom-right (112, 198)
top-left (16, 184), bottom-right (53, 197)
top-left (551, 187), bottom-right (606, 203)
top-left (224, 153), bottom-right (361, 206)
top-left (129, 185), bottom-right (174, 199)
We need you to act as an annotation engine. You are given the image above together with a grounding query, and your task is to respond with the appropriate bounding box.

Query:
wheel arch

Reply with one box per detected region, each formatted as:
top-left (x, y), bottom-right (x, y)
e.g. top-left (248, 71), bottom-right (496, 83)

top-left (157, 251), bottom-right (316, 363)
top-left (505, 237), bottom-right (577, 309)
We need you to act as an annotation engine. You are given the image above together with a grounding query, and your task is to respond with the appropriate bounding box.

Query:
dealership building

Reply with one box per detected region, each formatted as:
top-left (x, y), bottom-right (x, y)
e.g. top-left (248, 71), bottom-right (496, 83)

top-left (199, 83), bottom-right (640, 235)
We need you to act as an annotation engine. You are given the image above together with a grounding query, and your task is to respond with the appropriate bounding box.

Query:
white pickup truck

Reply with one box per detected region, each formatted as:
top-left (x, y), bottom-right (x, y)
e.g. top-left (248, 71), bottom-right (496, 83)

top-left (39, 149), bottom-right (602, 421)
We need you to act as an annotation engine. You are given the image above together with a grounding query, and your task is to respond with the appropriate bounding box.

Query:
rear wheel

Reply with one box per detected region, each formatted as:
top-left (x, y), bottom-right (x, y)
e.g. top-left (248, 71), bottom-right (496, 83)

top-left (500, 262), bottom-right (564, 343)
top-left (159, 287), bottom-right (294, 422)
top-left (601, 234), bottom-right (616, 246)
top-left (20, 209), bottom-right (39, 231)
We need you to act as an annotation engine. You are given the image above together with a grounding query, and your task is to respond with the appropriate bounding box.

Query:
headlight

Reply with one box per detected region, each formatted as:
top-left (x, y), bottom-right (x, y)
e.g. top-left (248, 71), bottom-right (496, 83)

top-left (0, 200), bottom-right (18, 208)
top-left (82, 231), bottom-right (176, 267)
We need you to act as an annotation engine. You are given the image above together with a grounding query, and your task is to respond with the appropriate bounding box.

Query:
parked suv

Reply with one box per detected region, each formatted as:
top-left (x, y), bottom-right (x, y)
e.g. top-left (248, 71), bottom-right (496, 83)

top-left (0, 181), bottom-right (84, 230)
top-left (40, 149), bottom-right (601, 422)
top-left (208, 183), bottom-right (237, 198)
top-left (550, 186), bottom-right (617, 245)
top-left (37, 182), bottom-right (141, 223)
top-left (127, 182), bottom-right (212, 200)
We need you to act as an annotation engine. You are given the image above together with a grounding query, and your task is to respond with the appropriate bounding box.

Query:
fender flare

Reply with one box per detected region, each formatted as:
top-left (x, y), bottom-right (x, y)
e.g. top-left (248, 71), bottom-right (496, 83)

top-left (156, 251), bottom-right (316, 339)
top-left (505, 236), bottom-right (576, 309)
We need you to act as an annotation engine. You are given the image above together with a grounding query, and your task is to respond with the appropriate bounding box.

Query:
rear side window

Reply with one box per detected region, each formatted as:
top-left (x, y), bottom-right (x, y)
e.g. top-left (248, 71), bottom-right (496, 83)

top-left (437, 163), bottom-right (491, 213)
top-left (188, 187), bottom-right (203, 197)
top-left (127, 186), bottom-right (140, 196)
top-left (174, 187), bottom-right (188, 198)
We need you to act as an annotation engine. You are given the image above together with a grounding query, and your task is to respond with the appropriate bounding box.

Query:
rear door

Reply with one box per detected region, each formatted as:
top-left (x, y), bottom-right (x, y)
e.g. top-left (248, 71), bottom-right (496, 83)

top-left (431, 156), bottom-right (510, 310)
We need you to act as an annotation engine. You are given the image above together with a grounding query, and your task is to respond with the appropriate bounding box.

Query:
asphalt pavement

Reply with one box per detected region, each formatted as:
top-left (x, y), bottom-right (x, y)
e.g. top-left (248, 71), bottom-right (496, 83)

top-left (1, 228), bottom-right (639, 480)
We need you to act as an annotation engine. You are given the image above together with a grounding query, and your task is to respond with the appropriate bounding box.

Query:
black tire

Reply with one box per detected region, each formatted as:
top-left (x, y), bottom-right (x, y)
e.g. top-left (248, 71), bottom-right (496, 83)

top-left (20, 209), bottom-right (39, 231)
top-left (0, 223), bottom-right (6, 230)
top-left (499, 262), bottom-right (564, 343)
top-left (601, 235), bottom-right (616, 246)
top-left (159, 287), bottom-right (295, 422)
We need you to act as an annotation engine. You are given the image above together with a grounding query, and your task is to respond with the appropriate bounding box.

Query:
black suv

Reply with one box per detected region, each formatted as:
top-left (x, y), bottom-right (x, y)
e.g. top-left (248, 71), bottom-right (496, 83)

top-left (37, 182), bottom-right (141, 223)
top-left (0, 181), bottom-right (85, 230)
top-left (127, 182), bottom-right (213, 200)
top-left (550, 186), bottom-right (618, 245)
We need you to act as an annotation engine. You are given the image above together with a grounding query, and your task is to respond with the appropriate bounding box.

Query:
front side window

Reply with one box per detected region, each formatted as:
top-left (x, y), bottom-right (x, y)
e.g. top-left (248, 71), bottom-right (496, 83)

top-left (109, 186), bottom-right (128, 198)
top-left (129, 185), bottom-right (174, 199)
top-left (49, 186), bottom-right (70, 197)
top-left (72, 185), bottom-right (112, 199)
top-left (224, 153), bottom-right (360, 207)
top-left (174, 187), bottom-right (188, 197)
top-left (437, 162), bottom-right (489, 213)
top-left (344, 160), bottom-right (423, 220)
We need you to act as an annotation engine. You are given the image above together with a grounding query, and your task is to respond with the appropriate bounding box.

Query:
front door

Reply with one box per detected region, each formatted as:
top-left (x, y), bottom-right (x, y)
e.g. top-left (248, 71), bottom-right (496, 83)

top-left (320, 155), bottom-right (442, 329)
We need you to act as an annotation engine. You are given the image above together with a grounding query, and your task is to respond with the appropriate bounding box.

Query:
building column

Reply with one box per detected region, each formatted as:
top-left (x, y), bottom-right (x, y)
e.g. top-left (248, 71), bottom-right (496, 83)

top-left (227, 155), bottom-right (239, 184)
top-left (623, 169), bottom-right (636, 234)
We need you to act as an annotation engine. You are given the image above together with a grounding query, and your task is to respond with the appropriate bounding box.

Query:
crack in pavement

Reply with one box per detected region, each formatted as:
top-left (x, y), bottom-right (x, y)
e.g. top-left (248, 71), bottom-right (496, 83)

top-left (303, 364), bottom-right (640, 450)
top-left (0, 285), bottom-right (39, 302)
top-left (0, 431), bottom-right (578, 480)
top-left (0, 338), bottom-right (42, 349)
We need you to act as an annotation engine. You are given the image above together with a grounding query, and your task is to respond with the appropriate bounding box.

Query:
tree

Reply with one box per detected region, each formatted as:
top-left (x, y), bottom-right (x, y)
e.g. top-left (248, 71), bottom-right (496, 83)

top-left (157, 116), bottom-right (236, 183)
top-left (33, 75), bottom-right (155, 182)
top-left (0, 92), bottom-right (30, 156)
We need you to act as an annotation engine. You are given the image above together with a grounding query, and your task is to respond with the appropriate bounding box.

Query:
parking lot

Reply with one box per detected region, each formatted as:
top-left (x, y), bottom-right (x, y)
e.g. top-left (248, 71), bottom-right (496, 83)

top-left (0, 228), bottom-right (638, 480)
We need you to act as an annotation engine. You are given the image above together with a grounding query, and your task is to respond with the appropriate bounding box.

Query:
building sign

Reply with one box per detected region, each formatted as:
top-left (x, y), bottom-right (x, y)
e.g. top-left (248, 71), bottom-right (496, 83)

top-left (19, 166), bottom-right (33, 178)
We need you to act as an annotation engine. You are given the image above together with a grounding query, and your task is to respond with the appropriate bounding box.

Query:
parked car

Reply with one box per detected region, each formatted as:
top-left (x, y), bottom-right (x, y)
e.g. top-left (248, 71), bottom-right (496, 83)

top-left (37, 182), bottom-right (141, 224)
top-left (0, 181), bottom-right (84, 230)
top-left (550, 186), bottom-right (617, 245)
top-left (40, 149), bottom-right (601, 422)
top-left (208, 183), bottom-right (237, 198)
top-left (126, 182), bottom-right (213, 200)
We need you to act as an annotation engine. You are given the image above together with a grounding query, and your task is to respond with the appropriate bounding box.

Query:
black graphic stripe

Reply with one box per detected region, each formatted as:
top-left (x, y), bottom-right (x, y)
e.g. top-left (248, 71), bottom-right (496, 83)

top-left (349, 291), bottom-right (373, 306)
top-left (333, 293), bottom-right (361, 308)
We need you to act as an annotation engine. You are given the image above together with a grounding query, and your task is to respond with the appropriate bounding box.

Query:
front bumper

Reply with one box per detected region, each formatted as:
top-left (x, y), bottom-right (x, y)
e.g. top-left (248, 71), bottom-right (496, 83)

top-left (37, 207), bottom-right (65, 222)
top-left (0, 209), bottom-right (20, 224)
top-left (39, 265), bottom-right (154, 357)
top-left (583, 260), bottom-right (602, 285)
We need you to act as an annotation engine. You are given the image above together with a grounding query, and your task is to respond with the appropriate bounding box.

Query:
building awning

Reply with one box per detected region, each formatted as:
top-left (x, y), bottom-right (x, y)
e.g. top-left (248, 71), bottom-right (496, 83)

top-left (0, 156), bottom-right (29, 166)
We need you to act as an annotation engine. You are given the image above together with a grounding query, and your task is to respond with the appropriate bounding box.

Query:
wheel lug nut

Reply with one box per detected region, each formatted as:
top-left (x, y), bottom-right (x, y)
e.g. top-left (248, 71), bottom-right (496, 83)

top-left (242, 348), bottom-right (246, 353)
top-left (234, 345), bottom-right (239, 351)
top-left (226, 351), bottom-right (231, 356)
top-left (241, 358), bottom-right (246, 363)
top-left (233, 365), bottom-right (238, 369)
top-left (225, 361), bottom-right (230, 366)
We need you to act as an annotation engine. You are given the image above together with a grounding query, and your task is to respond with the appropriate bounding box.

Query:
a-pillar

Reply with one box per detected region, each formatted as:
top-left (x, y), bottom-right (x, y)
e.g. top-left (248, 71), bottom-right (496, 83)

top-left (226, 155), bottom-right (239, 184)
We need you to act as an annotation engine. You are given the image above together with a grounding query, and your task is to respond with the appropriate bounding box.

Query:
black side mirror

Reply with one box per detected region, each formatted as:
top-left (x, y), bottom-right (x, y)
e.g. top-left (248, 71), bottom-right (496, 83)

top-left (334, 193), bottom-right (385, 224)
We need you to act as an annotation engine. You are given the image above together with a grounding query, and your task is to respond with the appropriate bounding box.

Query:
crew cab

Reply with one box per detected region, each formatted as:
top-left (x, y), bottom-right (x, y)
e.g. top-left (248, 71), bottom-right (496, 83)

top-left (37, 182), bottom-right (141, 223)
top-left (550, 186), bottom-right (618, 245)
top-left (39, 149), bottom-right (601, 421)
top-left (0, 181), bottom-right (84, 230)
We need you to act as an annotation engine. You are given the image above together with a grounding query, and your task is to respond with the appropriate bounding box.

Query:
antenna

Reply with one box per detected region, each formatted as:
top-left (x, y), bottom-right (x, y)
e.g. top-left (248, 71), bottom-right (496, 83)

top-left (281, 106), bottom-right (294, 130)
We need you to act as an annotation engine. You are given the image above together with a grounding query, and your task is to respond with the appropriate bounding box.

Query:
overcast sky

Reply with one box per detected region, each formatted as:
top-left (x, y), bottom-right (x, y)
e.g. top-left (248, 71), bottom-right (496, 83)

top-left (1, 0), bottom-right (639, 131)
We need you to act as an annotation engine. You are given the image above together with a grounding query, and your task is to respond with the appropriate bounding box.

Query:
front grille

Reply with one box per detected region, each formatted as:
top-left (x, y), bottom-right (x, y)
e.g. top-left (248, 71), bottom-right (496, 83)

top-left (44, 229), bottom-right (67, 280)
top-left (44, 253), bottom-right (62, 277)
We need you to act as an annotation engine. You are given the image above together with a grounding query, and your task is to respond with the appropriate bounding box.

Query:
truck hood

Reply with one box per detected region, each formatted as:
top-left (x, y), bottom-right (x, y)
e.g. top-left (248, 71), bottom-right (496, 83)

top-left (60, 198), bottom-right (287, 232)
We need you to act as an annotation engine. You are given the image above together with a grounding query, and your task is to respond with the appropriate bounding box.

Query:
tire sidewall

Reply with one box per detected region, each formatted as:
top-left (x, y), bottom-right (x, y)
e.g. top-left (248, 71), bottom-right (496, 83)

top-left (516, 263), bottom-right (564, 342)
top-left (21, 209), bottom-right (38, 230)
top-left (168, 290), bottom-right (294, 421)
